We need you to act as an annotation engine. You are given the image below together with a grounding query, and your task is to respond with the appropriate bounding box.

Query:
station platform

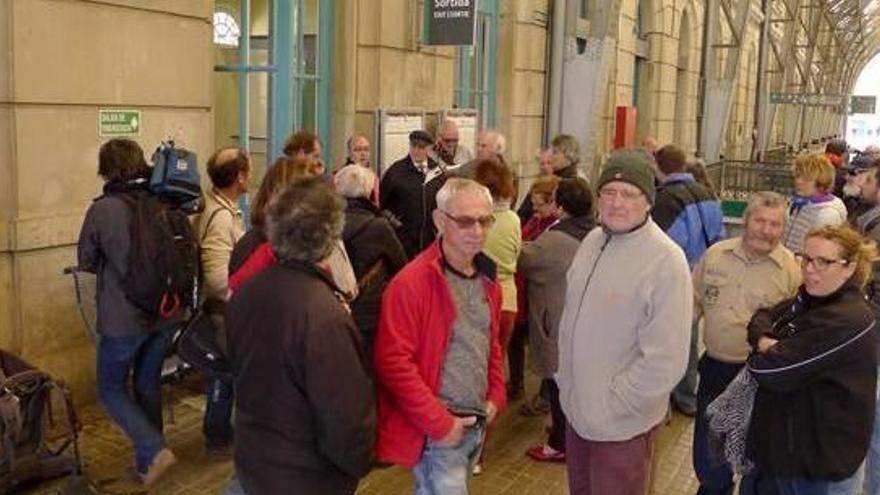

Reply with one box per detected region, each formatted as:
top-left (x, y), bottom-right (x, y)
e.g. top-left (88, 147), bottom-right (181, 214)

top-left (30, 379), bottom-right (698, 495)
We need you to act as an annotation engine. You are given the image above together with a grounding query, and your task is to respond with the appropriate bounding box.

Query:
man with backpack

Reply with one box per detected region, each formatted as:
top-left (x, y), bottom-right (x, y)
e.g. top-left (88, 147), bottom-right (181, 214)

top-left (196, 147), bottom-right (250, 457)
top-left (77, 138), bottom-right (191, 486)
top-left (651, 144), bottom-right (725, 417)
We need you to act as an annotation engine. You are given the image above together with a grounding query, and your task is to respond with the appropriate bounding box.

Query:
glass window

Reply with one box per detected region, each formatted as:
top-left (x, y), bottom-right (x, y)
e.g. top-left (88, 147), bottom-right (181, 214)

top-left (454, 0), bottom-right (498, 128)
top-left (213, 11), bottom-right (240, 48)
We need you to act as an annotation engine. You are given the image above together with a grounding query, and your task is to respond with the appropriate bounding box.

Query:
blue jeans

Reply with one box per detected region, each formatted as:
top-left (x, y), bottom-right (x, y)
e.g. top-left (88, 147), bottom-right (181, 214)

top-left (863, 368), bottom-right (880, 495)
top-left (693, 354), bottom-right (744, 495)
top-left (96, 327), bottom-right (175, 473)
top-left (673, 319), bottom-right (700, 414)
top-left (774, 474), bottom-right (860, 495)
top-left (413, 422), bottom-right (485, 495)
top-left (203, 376), bottom-right (234, 447)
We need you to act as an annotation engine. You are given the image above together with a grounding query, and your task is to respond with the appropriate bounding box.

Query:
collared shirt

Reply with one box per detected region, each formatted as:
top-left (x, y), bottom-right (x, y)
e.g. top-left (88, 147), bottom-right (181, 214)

top-left (693, 237), bottom-right (802, 362)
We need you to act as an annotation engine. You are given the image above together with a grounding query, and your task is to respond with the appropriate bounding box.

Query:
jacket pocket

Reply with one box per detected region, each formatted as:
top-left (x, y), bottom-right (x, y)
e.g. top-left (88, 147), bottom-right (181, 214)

top-left (542, 310), bottom-right (552, 339)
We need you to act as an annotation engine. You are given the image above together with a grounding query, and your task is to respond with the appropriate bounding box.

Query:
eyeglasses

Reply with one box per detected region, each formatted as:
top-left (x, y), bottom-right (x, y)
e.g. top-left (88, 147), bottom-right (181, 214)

top-left (442, 210), bottom-right (495, 229)
top-left (598, 188), bottom-right (644, 201)
top-left (798, 254), bottom-right (851, 271)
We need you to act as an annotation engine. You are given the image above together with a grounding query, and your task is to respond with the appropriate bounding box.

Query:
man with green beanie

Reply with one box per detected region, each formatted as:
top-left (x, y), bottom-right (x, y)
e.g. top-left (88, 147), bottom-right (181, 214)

top-left (556, 148), bottom-right (693, 495)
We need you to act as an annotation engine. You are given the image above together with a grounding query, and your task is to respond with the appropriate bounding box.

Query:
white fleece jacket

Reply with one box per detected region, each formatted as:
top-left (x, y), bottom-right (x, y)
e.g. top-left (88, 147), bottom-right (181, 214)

top-left (556, 219), bottom-right (693, 442)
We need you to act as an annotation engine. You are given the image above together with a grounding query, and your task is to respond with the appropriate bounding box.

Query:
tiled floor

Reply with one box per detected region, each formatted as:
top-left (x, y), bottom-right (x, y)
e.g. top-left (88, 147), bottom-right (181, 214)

top-left (29, 380), bottom-right (699, 494)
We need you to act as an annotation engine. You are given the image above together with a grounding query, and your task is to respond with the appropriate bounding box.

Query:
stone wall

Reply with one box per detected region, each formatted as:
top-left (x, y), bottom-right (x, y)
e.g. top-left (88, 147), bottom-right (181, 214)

top-left (0, 0), bottom-right (213, 403)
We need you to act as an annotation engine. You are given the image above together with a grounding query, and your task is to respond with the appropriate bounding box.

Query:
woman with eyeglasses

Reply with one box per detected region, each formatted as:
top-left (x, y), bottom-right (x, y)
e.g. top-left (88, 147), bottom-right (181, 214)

top-left (745, 224), bottom-right (878, 495)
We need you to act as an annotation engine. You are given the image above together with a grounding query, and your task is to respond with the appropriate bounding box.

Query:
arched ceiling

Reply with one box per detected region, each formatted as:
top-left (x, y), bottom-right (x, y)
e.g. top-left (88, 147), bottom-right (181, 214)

top-left (827, 0), bottom-right (880, 88)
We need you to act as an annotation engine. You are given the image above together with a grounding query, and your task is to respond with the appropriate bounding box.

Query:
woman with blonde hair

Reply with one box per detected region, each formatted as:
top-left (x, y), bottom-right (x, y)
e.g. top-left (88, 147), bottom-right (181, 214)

top-left (783, 153), bottom-right (847, 254)
top-left (746, 224), bottom-right (877, 494)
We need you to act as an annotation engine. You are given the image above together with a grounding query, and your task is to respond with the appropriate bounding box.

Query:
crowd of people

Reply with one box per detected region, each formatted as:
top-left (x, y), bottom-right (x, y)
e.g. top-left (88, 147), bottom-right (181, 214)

top-left (76, 124), bottom-right (880, 495)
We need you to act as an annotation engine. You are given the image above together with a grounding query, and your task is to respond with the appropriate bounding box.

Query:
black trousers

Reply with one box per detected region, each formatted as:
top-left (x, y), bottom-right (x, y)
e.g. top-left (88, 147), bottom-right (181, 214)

top-left (507, 321), bottom-right (528, 394)
top-left (542, 378), bottom-right (567, 452)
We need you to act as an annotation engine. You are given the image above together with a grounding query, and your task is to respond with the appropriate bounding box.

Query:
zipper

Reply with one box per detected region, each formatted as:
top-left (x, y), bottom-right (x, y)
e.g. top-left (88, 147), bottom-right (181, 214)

top-left (420, 178), bottom-right (427, 253)
top-left (571, 233), bottom-right (612, 324)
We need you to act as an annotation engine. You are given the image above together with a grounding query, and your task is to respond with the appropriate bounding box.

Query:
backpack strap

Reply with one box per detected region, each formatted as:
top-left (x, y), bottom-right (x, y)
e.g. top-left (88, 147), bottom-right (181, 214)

top-left (199, 206), bottom-right (230, 245)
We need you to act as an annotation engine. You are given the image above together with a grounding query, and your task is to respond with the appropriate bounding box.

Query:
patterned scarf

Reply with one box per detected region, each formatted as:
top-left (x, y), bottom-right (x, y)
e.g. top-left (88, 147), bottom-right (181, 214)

top-left (706, 367), bottom-right (758, 475)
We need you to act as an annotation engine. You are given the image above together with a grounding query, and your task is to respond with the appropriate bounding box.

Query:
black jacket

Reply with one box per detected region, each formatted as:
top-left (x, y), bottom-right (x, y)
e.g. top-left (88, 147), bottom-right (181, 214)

top-left (551, 214), bottom-right (595, 240)
top-left (227, 259), bottom-right (376, 494)
top-left (228, 227), bottom-right (266, 278)
top-left (746, 282), bottom-right (877, 480)
top-left (379, 155), bottom-right (447, 258)
top-left (342, 197), bottom-right (408, 362)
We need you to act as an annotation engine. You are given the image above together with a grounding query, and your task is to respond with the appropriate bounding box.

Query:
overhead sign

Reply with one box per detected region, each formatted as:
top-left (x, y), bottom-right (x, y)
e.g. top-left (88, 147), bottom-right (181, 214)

top-left (770, 93), bottom-right (845, 107)
top-left (425, 0), bottom-right (476, 46)
top-left (850, 95), bottom-right (877, 115)
top-left (99, 109), bottom-right (141, 136)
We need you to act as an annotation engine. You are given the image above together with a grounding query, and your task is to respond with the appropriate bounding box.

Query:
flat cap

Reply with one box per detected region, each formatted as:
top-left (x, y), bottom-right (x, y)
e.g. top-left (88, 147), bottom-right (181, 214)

top-left (409, 130), bottom-right (434, 146)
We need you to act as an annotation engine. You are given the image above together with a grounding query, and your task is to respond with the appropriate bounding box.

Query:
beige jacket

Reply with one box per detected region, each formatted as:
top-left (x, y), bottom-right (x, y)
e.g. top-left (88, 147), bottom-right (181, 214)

top-left (557, 220), bottom-right (693, 442)
top-left (196, 189), bottom-right (246, 302)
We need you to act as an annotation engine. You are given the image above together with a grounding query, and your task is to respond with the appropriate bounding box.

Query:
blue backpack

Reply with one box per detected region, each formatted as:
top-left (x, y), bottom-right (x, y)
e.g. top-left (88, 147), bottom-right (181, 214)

top-left (150, 141), bottom-right (202, 211)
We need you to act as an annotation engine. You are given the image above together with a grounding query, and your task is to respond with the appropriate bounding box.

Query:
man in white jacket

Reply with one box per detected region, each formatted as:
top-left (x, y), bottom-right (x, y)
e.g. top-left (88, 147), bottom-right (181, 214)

top-left (556, 148), bottom-right (693, 495)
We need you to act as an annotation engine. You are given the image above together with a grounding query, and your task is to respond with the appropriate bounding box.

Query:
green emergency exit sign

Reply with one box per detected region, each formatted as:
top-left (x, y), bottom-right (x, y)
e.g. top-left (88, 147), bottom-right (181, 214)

top-left (99, 109), bottom-right (141, 136)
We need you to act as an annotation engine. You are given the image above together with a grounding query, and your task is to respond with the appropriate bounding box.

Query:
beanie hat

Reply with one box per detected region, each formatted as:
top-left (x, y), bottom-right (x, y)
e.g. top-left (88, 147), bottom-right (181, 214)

top-left (597, 149), bottom-right (656, 204)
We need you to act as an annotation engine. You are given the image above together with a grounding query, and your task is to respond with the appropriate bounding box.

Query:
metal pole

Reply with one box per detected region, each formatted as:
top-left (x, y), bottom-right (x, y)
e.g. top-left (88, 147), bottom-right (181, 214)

top-left (752, 0), bottom-right (770, 160)
top-left (696, 0), bottom-right (712, 153)
top-left (238, 0), bottom-right (250, 151)
top-left (547, 0), bottom-right (566, 140)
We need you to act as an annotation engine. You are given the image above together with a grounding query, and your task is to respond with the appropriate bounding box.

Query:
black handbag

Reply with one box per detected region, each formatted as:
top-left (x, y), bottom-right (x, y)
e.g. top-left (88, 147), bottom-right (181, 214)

top-left (177, 307), bottom-right (233, 381)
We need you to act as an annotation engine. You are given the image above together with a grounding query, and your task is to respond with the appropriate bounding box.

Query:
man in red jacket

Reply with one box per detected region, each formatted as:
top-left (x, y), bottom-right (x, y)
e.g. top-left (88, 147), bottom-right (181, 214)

top-left (374, 178), bottom-right (507, 494)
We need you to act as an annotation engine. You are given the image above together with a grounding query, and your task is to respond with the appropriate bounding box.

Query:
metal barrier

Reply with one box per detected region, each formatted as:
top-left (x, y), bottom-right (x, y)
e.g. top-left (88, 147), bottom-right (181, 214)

top-left (705, 160), bottom-right (793, 199)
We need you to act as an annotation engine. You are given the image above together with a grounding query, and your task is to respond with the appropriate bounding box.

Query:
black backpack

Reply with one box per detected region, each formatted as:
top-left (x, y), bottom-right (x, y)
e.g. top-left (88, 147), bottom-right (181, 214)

top-left (0, 350), bottom-right (80, 491)
top-left (117, 191), bottom-right (199, 323)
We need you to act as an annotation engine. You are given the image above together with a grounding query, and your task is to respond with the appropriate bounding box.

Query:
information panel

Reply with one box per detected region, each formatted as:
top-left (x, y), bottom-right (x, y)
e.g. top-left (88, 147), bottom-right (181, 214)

top-left (375, 109), bottom-right (426, 177)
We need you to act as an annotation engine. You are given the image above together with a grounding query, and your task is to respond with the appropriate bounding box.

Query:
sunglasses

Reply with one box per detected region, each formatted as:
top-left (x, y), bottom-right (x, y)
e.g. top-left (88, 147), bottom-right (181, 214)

top-left (442, 210), bottom-right (495, 229)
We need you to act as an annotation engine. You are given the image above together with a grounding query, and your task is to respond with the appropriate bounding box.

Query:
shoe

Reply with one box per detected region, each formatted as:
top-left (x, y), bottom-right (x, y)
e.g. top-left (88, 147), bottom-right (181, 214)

top-left (519, 394), bottom-right (550, 417)
top-left (525, 445), bottom-right (566, 463)
top-left (472, 463), bottom-right (483, 476)
top-left (140, 448), bottom-right (177, 486)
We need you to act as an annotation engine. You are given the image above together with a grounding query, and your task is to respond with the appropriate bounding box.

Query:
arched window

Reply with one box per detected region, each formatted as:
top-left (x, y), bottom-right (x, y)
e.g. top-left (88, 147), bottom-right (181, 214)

top-left (214, 11), bottom-right (240, 48)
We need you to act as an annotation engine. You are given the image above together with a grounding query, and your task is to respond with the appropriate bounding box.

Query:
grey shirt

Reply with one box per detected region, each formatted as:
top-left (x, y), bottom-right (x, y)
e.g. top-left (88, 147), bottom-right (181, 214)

top-left (438, 269), bottom-right (491, 413)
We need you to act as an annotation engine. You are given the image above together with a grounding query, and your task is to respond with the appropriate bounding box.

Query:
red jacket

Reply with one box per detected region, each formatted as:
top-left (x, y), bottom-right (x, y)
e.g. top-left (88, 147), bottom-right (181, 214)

top-left (373, 241), bottom-right (507, 467)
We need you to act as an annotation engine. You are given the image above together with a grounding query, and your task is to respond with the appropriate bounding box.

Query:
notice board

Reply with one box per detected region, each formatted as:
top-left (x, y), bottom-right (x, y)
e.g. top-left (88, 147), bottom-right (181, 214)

top-left (375, 109), bottom-right (426, 177)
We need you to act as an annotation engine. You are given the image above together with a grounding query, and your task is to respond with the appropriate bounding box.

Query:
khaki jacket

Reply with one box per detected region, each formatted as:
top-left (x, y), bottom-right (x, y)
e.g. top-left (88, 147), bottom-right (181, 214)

top-left (196, 189), bottom-right (246, 302)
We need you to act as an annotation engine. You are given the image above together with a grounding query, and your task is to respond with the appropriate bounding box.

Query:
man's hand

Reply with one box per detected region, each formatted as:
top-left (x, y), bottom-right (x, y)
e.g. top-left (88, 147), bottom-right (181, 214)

top-left (436, 416), bottom-right (477, 448)
top-left (485, 401), bottom-right (498, 424)
top-left (757, 336), bottom-right (779, 353)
